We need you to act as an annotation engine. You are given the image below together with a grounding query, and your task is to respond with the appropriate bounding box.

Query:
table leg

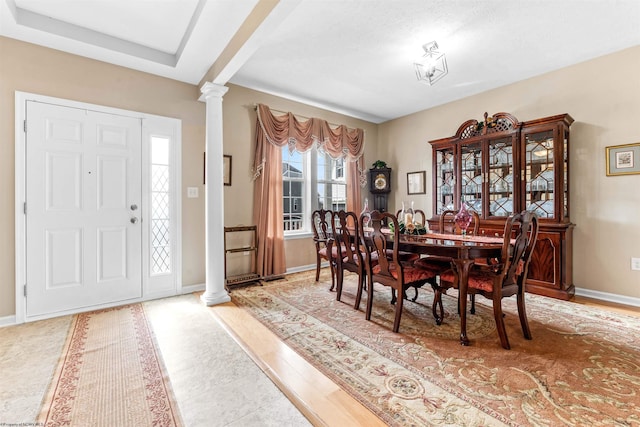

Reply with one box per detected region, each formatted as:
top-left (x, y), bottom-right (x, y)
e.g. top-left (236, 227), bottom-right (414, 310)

top-left (452, 258), bottom-right (474, 346)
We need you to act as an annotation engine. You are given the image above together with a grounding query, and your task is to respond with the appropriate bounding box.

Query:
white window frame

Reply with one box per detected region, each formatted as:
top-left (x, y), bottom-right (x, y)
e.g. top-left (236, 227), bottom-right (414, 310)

top-left (282, 147), bottom-right (346, 239)
top-left (143, 117), bottom-right (182, 298)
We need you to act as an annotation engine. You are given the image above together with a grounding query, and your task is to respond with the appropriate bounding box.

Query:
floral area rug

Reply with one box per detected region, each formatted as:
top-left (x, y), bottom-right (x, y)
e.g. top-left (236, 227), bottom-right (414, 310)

top-left (231, 270), bottom-right (640, 426)
top-left (38, 304), bottom-right (183, 427)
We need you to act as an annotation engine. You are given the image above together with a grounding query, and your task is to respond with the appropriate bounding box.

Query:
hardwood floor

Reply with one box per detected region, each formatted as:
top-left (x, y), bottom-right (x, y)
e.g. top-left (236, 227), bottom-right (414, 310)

top-left (209, 301), bottom-right (388, 427)
top-left (209, 282), bottom-right (640, 427)
top-left (573, 295), bottom-right (640, 317)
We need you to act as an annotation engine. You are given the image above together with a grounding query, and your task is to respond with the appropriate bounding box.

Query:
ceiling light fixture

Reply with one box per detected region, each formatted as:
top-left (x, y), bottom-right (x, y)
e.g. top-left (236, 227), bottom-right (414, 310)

top-left (414, 41), bottom-right (448, 85)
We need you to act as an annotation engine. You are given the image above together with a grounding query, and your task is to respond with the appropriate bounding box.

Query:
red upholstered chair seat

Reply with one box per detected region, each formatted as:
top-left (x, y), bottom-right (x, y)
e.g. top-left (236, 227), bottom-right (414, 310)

top-left (440, 259), bottom-right (525, 294)
top-left (319, 246), bottom-right (346, 260)
top-left (440, 269), bottom-right (493, 293)
top-left (373, 262), bottom-right (436, 283)
top-left (344, 250), bottom-right (378, 264)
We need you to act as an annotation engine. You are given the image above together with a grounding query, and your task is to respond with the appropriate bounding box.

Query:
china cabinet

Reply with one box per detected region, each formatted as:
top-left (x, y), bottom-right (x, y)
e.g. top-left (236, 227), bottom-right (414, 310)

top-left (429, 112), bottom-right (575, 300)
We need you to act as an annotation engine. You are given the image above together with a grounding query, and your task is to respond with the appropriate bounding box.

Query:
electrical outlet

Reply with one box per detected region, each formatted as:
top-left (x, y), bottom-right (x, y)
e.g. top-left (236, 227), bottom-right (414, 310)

top-left (632, 258), bottom-right (640, 271)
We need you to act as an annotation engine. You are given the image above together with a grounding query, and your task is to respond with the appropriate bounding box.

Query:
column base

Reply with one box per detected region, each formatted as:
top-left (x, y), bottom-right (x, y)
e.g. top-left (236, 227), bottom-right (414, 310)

top-left (200, 290), bottom-right (231, 306)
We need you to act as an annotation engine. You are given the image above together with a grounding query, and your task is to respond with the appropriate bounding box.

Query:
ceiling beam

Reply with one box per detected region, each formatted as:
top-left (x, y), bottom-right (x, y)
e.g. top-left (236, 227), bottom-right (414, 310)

top-left (199, 0), bottom-right (301, 87)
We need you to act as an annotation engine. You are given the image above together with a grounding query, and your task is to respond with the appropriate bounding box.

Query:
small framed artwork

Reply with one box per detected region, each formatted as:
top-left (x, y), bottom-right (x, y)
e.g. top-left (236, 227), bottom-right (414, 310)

top-left (606, 143), bottom-right (640, 176)
top-left (223, 155), bottom-right (232, 186)
top-left (407, 171), bottom-right (426, 195)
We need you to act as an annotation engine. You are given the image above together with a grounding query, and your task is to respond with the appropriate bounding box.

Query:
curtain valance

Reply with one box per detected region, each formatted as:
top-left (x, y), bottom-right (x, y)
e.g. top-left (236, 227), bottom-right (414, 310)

top-left (253, 103), bottom-right (366, 186)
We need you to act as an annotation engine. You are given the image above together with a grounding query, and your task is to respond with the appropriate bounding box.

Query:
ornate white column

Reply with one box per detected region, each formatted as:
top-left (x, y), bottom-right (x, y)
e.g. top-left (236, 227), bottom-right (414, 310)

top-left (199, 82), bottom-right (231, 306)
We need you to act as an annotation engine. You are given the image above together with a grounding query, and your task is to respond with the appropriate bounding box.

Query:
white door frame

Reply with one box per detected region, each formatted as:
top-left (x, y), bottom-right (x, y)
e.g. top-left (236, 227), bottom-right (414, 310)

top-left (15, 92), bottom-right (182, 323)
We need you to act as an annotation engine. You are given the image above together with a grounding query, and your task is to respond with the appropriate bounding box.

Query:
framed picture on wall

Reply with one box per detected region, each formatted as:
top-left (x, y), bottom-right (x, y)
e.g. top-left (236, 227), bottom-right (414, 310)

top-left (223, 155), bottom-right (232, 186)
top-left (606, 142), bottom-right (640, 176)
top-left (203, 154), bottom-right (233, 185)
top-left (407, 171), bottom-right (426, 195)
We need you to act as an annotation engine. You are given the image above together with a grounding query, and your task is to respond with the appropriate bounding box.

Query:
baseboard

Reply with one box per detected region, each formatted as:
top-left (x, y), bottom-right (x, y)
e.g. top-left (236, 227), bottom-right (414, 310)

top-left (574, 287), bottom-right (640, 308)
top-left (182, 283), bottom-right (205, 294)
top-left (286, 263), bottom-right (323, 274)
top-left (0, 315), bottom-right (17, 328)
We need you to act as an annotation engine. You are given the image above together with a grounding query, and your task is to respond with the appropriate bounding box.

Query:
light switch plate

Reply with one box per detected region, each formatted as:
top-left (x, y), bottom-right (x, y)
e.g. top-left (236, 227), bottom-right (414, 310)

top-left (187, 187), bottom-right (199, 198)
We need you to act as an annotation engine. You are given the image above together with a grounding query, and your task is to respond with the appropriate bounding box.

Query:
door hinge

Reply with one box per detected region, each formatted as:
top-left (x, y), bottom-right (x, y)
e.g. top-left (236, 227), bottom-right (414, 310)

top-left (23, 202), bottom-right (27, 215)
top-left (23, 120), bottom-right (27, 133)
top-left (23, 284), bottom-right (27, 297)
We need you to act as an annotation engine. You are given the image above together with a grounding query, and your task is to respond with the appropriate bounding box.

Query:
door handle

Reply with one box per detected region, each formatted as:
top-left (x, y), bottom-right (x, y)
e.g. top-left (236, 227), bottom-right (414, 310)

top-left (130, 204), bottom-right (138, 211)
top-left (130, 217), bottom-right (139, 224)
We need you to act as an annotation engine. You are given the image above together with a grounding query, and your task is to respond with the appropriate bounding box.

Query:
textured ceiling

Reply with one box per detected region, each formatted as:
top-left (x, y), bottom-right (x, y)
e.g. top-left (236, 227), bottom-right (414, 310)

top-left (2, 0), bottom-right (639, 123)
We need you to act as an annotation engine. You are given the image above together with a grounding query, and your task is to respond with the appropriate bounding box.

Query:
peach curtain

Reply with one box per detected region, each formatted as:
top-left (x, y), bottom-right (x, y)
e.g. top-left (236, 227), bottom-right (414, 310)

top-left (253, 104), bottom-right (366, 277)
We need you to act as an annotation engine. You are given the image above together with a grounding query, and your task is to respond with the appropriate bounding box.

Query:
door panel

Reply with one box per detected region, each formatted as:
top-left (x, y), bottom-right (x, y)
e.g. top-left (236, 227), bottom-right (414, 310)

top-left (97, 156), bottom-right (127, 209)
top-left (26, 101), bottom-right (142, 317)
top-left (97, 227), bottom-right (128, 281)
top-left (46, 152), bottom-right (83, 211)
top-left (46, 228), bottom-right (83, 288)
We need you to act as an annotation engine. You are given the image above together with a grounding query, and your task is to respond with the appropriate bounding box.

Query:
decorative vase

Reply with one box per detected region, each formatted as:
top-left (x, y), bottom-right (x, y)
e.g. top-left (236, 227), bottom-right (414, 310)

top-left (454, 200), bottom-right (472, 236)
top-left (360, 198), bottom-right (371, 229)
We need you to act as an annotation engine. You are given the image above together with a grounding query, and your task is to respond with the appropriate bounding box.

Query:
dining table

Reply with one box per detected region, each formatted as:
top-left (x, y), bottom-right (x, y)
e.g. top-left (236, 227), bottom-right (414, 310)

top-left (363, 229), bottom-right (506, 346)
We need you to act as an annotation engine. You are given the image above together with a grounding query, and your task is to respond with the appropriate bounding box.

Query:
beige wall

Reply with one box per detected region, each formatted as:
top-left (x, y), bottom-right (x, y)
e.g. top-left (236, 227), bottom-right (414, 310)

top-left (378, 46), bottom-right (640, 299)
top-left (0, 37), bottom-right (207, 317)
top-left (0, 36), bottom-right (379, 318)
top-left (2, 35), bottom-right (637, 318)
top-left (221, 84), bottom-right (379, 273)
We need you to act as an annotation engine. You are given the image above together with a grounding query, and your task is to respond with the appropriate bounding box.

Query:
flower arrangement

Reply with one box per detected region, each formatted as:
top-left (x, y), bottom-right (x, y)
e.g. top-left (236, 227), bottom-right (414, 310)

top-left (372, 160), bottom-right (387, 169)
top-left (390, 221), bottom-right (427, 235)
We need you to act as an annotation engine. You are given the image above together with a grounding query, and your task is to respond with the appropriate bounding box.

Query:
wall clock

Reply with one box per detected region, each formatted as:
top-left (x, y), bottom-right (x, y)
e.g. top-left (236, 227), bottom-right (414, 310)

top-left (369, 167), bottom-right (391, 214)
top-left (374, 174), bottom-right (387, 190)
top-left (369, 167), bottom-right (391, 194)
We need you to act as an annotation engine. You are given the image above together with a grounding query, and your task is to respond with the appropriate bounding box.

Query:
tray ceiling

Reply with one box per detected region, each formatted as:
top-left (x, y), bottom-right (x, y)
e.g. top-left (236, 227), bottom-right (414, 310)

top-left (2, 0), bottom-right (639, 123)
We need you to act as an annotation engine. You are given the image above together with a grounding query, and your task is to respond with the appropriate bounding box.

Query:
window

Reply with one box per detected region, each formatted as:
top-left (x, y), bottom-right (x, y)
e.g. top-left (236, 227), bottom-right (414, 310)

top-left (143, 116), bottom-right (181, 296)
top-left (282, 146), bottom-right (346, 234)
top-left (282, 148), bottom-right (304, 232)
top-left (151, 136), bottom-right (171, 274)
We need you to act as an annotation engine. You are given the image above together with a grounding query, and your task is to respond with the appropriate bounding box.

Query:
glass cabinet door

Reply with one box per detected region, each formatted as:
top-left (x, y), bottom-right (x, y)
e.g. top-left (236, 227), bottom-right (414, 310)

top-left (460, 141), bottom-right (484, 215)
top-left (487, 136), bottom-right (515, 217)
top-left (524, 129), bottom-right (561, 219)
top-left (434, 146), bottom-right (455, 214)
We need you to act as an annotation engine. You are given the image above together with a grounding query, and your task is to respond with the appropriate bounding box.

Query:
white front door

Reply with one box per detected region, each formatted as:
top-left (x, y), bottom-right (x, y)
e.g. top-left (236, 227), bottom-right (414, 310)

top-left (25, 101), bottom-right (142, 317)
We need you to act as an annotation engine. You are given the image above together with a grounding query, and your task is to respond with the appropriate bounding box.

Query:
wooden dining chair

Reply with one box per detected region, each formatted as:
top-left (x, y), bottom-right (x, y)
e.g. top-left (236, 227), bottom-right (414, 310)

top-left (438, 211), bottom-right (539, 349)
top-left (414, 208), bottom-right (480, 308)
top-left (333, 210), bottom-right (375, 310)
top-left (311, 209), bottom-right (337, 290)
top-left (359, 210), bottom-right (438, 333)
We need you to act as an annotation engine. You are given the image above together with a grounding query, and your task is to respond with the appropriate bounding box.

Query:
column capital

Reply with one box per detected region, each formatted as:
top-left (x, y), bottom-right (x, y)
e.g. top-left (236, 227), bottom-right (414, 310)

top-left (199, 82), bottom-right (229, 101)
